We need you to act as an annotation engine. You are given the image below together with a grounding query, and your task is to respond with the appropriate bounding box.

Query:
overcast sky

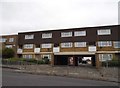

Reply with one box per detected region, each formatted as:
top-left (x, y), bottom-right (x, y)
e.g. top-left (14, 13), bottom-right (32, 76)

top-left (0, 0), bottom-right (119, 35)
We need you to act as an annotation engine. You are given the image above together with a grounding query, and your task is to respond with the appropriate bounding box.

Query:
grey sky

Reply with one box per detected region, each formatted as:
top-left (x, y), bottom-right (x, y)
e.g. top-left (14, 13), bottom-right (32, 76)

top-left (0, 0), bottom-right (119, 35)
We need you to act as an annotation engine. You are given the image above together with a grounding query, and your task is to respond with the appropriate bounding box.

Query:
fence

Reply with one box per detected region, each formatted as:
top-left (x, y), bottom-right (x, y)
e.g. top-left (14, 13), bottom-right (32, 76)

top-left (101, 60), bottom-right (120, 67)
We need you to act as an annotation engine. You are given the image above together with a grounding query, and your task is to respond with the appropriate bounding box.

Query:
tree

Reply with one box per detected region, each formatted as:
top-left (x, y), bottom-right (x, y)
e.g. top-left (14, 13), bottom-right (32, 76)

top-left (2, 48), bottom-right (15, 58)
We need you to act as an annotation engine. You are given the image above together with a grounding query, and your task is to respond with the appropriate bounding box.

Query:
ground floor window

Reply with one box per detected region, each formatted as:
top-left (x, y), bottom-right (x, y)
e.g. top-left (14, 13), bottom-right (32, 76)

top-left (99, 54), bottom-right (113, 62)
top-left (41, 54), bottom-right (51, 61)
top-left (23, 55), bottom-right (33, 59)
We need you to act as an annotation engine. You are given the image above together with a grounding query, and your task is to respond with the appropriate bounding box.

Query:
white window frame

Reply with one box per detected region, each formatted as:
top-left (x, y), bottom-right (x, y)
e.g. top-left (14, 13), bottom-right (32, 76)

top-left (41, 43), bottom-right (52, 48)
top-left (0, 38), bottom-right (6, 42)
top-left (5, 45), bottom-right (12, 48)
top-left (74, 31), bottom-right (86, 36)
top-left (99, 54), bottom-right (113, 62)
top-left (98, 41), bottom-right (112, 47)
top-left (113, 41), bottom-right (120, 48)
top-left (42, 33), bottom-right (52, 39)
top-left (42, 54), bottom-right (51, 61)
top-left (74, 42), bottom-right (86, 47)
top-left (9, 38), bottom-right (14, 42)
top-left (97, 29), bottom-right (111, 35)
top-left (25, 34), bottom-right (34, 39)
top-left (61, 42), bottom-right (73, 48)
top-left (61, 32), bottom-right (72, 37)
top-left (24, 44), bottom-right (34, 49)
top-left (23, 55), bottom-right (33, 59)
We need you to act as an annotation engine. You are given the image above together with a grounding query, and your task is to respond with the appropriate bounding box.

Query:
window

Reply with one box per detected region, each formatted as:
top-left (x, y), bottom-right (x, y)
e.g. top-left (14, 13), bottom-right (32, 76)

top-left (99, 54), bottom-right (113, 61)
top-left (9, 38), bottom-right (14, 42)
top-left (42, 33), bottom-right (52, 39)
top-left (24, 44), bottom-right (33, 49)
top-left (41, 43), bottom-right (52, 48)
top-left (74, 42), bottom-right (86, 47)
top-left (25, 34), bottom-right (34, 39)
top-left (5, 45), bottom-right (12, 48)
top-left (23, 55), bottom-right (33, 59)
top-left (0, 38), bottom-right (6, 42)
top-left (61, 42), bottom-right (73, 48)
top-left (114, 41), bottom-right (120, 48)
top-left (61, 32), bottom-right (72, 37)
top-left (98, 41), bottom-right (112, 47)
top-left (97, 29), bottom-right (111, 35)
top-left (74, 31), bottom-right (86, 36)
top-left (42, 54), bottom-right (51, 61)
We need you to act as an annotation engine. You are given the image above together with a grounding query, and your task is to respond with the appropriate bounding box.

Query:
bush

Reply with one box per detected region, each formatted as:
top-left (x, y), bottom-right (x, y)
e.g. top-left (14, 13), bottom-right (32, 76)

top-left (37, 60), bottom-right (45, 64)
top-left (2, 48), bottom-right (15, 58)
top-left (22, 59), bottom-right (37, 63)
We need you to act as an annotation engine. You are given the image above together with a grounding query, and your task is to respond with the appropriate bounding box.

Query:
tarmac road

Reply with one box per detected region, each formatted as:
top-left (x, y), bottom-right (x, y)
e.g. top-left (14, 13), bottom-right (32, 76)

top-left (2, 68), bottom-right (119, 86)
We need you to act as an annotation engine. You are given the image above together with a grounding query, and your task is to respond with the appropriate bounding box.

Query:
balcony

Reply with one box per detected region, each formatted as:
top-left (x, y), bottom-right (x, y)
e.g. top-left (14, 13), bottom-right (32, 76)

top-left (17, 49), bottom-right (23, 54)
top-left (34, 48), bottom-right (40, 53)
top-left (53, 47), bottom-right (60, 53)
top-left (88, 46), bottom-right (96, 52)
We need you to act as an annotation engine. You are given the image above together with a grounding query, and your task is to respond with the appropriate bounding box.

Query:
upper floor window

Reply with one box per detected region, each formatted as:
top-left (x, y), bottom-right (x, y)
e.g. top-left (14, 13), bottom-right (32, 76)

top-left (5, 45), bottom-right (12, 48)
top-left (41, 43), bottom-right (52, 48)
top-left (25, 34), bottom-right (34, 39)
top-left (74, 31), bottom-right (86, 36)
top-left (24, 44), bottom-right (33, 49)
top-left (9, 38), bottom-right (14, 42)
top-left (61, 42), bottom-right (73, 48)
top-left (61, 32), bottom-right (72, 37)
top-left (74, 42), bottom-right (86, 47)
top-left (42, 33), bottom-right (52, 39)
top-left (98, 41), bottom-right (112, 47)
top-left (113, 41), bottom-right (120, 48)
top-left (97, 29), bottom-right (111, 35)
top-left (0, 38), bottom-right (6, 42)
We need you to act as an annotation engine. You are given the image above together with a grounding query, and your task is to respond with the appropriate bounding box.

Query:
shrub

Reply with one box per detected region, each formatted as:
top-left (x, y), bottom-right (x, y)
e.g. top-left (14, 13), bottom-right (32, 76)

top-left (2, 48), bottom-right (15, 58)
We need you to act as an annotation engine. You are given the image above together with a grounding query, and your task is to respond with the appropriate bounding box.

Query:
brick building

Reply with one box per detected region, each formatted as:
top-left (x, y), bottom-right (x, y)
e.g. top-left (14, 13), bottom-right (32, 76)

top-left (16, 25), bottom-right (120, 68)
top-left (0, 35), bottom-right (18, 58)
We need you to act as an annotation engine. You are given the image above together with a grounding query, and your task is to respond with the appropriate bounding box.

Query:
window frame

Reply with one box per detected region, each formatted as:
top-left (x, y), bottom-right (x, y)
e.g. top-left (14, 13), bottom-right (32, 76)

top-left (0, 38), bottom-right (6, 42)
top-left (74, 42), bottom-right (87, 47)
top-left (23, 55), bottom-right (33, 59)
top-left (23, 44), bottom-right (34, 49)
top-left (99, 54), bottom-right (113, 62)
top-left (25, 34), bottom-right (34, 39)
top-left (41, 43), bottom-right (52, 48)
top-left (42, 33), bottom-right (52, 39)
top-left (61, 32), bottom-right (72, 37)
top-left (98, 41), bottom-right (112, 47)
top-left (74, 31), bottom-right (86, 36)
top-left (61, 42), bottom-right (73, 48)
top-left (113, 41), bottom-right (120, 48)
top-left (9, 38), bottom-right (14, 42)
top-left (97, 29), bottom-right (111, 35)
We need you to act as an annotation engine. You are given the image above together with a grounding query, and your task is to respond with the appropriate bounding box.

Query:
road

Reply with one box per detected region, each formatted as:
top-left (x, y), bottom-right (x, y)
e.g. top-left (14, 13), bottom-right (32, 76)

top-left (2, 68), bottom-right (118, 86)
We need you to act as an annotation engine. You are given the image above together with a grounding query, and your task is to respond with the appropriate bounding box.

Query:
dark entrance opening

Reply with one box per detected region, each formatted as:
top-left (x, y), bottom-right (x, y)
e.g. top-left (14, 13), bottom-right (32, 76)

top-left (54, 55), bottom-right (68, 65)
top-left (18, 54), bottom-right (22, 58)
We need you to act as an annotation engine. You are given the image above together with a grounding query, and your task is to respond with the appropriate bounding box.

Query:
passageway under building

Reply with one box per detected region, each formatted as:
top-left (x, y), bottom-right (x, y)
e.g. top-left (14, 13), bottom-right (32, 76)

top-left (54, 55), bottom-right (96, 66)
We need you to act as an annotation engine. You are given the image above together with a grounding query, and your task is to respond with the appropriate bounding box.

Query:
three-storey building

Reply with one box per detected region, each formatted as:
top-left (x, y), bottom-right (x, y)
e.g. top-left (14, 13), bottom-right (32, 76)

top-left (17, 25), bottom-right (120, 68)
